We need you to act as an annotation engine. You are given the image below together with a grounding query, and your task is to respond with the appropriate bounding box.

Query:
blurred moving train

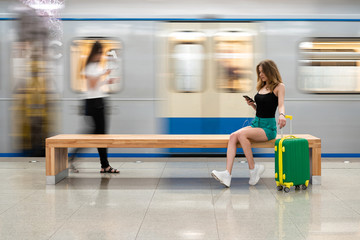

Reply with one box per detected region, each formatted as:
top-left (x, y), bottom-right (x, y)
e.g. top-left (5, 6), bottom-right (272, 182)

top-left (1, 0), bottom-right (360, 157)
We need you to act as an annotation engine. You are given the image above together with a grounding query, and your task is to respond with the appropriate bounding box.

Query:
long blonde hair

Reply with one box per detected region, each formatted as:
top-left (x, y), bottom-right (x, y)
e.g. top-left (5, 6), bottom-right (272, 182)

top-left (256, 59), bottom-right (282, 92)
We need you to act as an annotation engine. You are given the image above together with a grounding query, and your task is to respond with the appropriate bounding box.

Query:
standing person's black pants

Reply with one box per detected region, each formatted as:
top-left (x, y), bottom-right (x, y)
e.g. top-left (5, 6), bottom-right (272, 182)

top-left (86, 97), bottom-right (110, 169)
top-left (71, 97), bottom-right (110, 169)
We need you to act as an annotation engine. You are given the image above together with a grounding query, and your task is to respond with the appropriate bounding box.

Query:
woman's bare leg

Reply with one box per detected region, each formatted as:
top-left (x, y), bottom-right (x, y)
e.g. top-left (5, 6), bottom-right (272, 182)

top-left (237, 127), bottom-right (268, 169)
top-left (226, 127), bottom-right (251, 174)
top-left (214, 127), bottom-right (268, 187)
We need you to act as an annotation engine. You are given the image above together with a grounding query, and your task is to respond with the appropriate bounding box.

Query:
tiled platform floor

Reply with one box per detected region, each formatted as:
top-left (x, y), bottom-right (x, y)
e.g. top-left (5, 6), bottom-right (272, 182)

top-left (1, 157), bottom-right (360, 240)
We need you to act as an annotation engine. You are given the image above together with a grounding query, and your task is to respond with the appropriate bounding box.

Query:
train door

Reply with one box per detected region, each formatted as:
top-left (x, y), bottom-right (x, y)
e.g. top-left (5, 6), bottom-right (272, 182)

top-left (159, 23), bottom-right (209, 142)
top-left (214, 23), bottom-right (258, 134)
top-left (158, 22), bottom-right (261, 154)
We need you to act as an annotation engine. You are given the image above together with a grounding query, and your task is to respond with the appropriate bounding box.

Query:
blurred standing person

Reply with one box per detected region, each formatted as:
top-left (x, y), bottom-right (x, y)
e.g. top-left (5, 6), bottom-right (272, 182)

top-left (211, 59), bottom-right (286, 187)
top-left (70, 41), bottom-right (119, 173)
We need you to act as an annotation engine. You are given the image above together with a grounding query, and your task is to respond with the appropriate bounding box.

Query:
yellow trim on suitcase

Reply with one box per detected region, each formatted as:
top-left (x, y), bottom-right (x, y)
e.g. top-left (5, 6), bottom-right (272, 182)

top-left (279, 136), bottom-right (296, 186)
top-left (305, 180), bottom-right (309, 187)
top-left (278, 121), bottom-right (296, 187)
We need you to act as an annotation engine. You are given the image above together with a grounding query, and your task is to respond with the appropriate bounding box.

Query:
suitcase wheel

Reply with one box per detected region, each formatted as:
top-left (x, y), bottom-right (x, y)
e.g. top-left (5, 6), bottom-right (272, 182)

top-left (276, 186), bottom-right (283, 191)
top-left (301, 184), bottom-right (307, 190)
top-left (295, 185), bottom-right (301, 190)
top-left (284, 187), bottom-right (290, 193)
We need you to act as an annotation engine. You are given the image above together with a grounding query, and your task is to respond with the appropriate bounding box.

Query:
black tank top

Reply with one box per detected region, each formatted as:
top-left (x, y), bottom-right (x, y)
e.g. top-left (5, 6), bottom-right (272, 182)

top-left (254, 92), bottom-right (278, 118)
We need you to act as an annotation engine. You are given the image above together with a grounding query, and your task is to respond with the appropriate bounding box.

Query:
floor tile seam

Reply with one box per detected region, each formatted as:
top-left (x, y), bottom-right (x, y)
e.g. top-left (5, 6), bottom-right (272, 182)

top-left (332, 195), bottom-right (360, 216)
top-left (0, 203), bottom-right (17, 216)
top-left (162, 160), bottom-right (169, 172)
top-left (120, 161), bottom-right (166, 168)
top-left (207, 161), bottom-right (221, 240)
top-left (325, 186), bottom-right (360, 214)
top-left (287, 212), bottom-right (307, 240)
top-left (134, 161), bottom-right (167, 240)
top-left (0, 168), bottom-right (45, 172)
top-left (265, 184), bottom-right (306, 229)
top-left (47, 199), bottom-right (88, 240)
top-left (0, 189), bottom-right (40, 215)
top-left (318, 186), bottom-right (360, 218)
top-left (267, 181), bottom-right (287, 205)
top-left (322, 167), bottom-right (348, 170)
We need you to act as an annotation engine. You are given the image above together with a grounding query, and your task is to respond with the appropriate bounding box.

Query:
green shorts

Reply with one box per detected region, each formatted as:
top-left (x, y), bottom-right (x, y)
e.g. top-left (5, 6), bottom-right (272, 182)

top-left (251, 116), bottom-right (277, 140)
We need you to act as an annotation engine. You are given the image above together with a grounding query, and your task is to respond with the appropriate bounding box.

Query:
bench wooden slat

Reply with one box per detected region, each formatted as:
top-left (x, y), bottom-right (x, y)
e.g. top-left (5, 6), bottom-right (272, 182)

top-left (46, 134), bottom-right (320, 148)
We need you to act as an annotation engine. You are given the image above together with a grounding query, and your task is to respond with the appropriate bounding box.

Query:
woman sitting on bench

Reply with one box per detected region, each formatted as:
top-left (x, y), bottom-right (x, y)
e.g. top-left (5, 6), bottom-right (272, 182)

top-left (212, 59), bottom-right (286, 187)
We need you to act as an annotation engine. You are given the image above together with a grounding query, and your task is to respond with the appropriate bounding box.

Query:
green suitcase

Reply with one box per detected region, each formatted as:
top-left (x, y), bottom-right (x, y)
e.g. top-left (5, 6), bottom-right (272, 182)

top-left (274, 116), bottom-right (310, 193)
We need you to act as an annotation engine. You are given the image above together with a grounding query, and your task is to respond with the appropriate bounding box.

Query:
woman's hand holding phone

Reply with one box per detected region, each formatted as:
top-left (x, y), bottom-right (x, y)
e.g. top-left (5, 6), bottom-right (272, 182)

top-left (243, 95), bottom-right (255, 105)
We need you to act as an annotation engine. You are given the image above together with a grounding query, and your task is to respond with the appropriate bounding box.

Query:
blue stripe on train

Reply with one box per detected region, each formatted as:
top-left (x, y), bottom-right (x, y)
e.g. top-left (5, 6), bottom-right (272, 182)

top-left (161, 117), bottom-right (254, 153)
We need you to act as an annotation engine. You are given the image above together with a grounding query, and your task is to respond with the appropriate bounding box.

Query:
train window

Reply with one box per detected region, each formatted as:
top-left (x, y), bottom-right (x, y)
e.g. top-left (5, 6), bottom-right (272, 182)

top-left (70, 38), bottom-right (122, 93)
top-left (298, 38), bottom-right (360, 93)
top-left (170, 32), bottom-right (205, 92)
top-left (214, 31), bottom-right (253, 93)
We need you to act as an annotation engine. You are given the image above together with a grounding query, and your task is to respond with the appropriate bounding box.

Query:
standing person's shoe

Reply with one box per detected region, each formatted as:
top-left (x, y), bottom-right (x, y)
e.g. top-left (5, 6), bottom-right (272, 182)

top-left (68, 156), bottom-right (79, 173)
top-left (211, 170), bottom-right (232, 187)
top-left (100, 166), bottom-right (120, 174)
top-left (249, 164), bottom-right (265, 185)
top-left (69, 164), bottom-right (79, 173)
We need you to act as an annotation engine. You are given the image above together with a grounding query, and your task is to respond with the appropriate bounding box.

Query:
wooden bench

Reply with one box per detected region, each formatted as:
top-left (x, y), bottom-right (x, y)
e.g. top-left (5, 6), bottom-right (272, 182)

top-left (45, 134), bottom-right (321, 185)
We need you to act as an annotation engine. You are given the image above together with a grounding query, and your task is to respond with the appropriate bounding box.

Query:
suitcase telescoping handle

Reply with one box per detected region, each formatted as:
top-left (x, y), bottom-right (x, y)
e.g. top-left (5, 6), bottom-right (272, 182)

top-left (280, 115), bottom-right (293, 138)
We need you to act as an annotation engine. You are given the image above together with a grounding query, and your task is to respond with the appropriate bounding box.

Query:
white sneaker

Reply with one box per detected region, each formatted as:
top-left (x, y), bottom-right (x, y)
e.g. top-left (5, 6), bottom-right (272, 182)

top-left (211, 170), bottom-right (232, 187)
top-left (249, 164), bottom-right (265, 186)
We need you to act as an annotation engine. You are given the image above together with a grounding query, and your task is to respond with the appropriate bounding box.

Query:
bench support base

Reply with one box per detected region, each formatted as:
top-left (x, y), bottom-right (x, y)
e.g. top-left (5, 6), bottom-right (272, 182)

top-left (46, 168), bottom-right (69, 184)
top-left (311, 175), bottom-right (321, 185)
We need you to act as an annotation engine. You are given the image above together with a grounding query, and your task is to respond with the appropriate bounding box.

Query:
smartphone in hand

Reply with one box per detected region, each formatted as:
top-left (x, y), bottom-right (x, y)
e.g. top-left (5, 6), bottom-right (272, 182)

top-left (243, 95), bottom-right (254, 102)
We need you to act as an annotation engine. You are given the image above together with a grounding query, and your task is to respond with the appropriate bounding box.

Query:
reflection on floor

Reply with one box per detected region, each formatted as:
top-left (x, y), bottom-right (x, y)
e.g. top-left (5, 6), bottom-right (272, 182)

top-left (0, 157), bottom-right (360, 240)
